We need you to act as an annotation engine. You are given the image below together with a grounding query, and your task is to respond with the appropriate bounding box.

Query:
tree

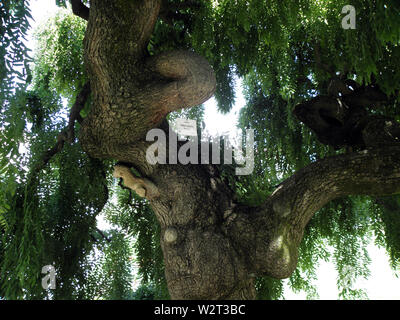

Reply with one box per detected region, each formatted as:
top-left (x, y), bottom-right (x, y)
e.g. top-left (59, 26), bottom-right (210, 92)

top-left (1, 0), bottom-right (400, 300)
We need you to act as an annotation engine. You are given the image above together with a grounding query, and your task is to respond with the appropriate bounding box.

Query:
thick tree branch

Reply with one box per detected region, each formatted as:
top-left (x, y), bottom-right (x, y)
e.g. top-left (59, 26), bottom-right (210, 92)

top-left (227, 146), bottom-right (400, 279)
top-left (70, 0), bottom-right (89, 21)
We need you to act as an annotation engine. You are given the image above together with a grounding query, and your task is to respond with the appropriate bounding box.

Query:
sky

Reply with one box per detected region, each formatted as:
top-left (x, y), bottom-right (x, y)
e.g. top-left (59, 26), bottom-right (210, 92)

top-left (25, 0), bottom-right (400, 300)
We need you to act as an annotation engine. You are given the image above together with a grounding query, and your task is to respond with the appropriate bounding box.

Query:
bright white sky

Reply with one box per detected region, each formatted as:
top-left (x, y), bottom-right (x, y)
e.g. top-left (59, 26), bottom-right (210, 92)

top-left (25, 0), bottom-right (400, 300)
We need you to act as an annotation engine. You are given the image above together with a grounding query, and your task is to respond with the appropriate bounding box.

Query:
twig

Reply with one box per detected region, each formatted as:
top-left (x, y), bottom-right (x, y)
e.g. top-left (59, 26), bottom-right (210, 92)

top-left (95, 227), bottom-right (111, 243)
top-left (67, 82), bottom-right (90, 142)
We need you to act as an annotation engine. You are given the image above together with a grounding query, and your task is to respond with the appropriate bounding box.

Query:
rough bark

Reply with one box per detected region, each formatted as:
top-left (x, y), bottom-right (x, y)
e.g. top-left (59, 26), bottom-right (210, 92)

top-left (74, 0), bottom-right (400, 299)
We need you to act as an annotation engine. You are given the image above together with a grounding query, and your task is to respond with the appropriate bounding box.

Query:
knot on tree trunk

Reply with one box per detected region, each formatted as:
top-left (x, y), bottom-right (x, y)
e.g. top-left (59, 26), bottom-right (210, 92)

top-left (79, 49), bottom-right (216, 159)
top-left (146, 50), bottom-right (217, 111)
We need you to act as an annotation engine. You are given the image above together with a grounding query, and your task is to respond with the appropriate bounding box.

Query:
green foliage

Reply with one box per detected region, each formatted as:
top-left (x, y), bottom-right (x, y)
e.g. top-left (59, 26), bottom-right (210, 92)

top-left (0, 9), bottom-right (110, 299)
top-left (0, 0), bottom-right (32, 100)
top-left (0, 178), bottom-right (45, 299)
top-left (97, 231), bottom-right (133, 300)
top-left (103, 187), bottom-right (169, 299)
top-left (0, 0), bottom-right (34, 270)
top-left (32, 10), bottom-right (87, 101)
top-left (370, 196), bottom-right (400, 271)
top-left (0, 137), bottom-right (111, 299)
top-left (0, 0), bottom-right (34, 224)
top-left (39, 145), bottom-right (110, 299)
top-left (293, 197), bottom-right (372, 299)
top-left (128, 283), bottom-right (164, 300)
top-left (255, 276), bottom-right (284, 300)
top-left (237, 73), bottom-right (379, 300)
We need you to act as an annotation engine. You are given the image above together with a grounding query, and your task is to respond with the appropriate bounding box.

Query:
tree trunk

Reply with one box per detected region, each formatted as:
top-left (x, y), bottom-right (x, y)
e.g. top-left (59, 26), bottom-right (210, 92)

top-left (75, 0), bottom-right (400, 299)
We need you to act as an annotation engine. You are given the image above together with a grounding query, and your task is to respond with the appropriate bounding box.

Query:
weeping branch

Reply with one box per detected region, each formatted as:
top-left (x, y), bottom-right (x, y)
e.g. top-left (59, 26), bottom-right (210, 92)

top-left (34, 82), bottom-right (91, 172)
top-left (313, 41), bottom-right (335, 76)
